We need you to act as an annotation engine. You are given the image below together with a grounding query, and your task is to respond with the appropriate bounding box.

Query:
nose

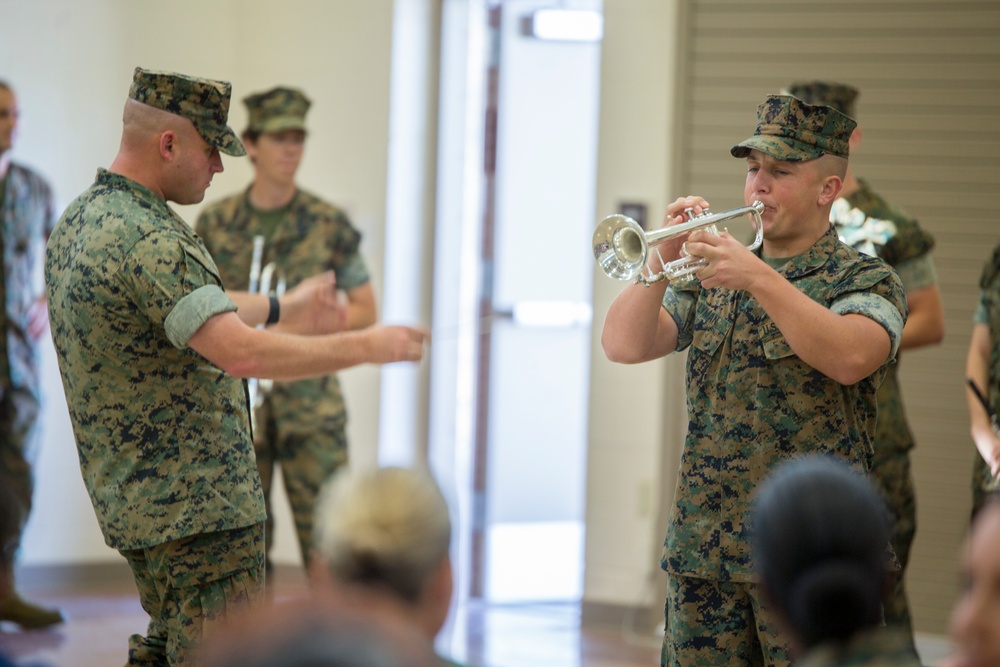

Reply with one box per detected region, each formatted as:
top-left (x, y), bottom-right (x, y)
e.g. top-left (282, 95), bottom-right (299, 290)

top-left (210, 150), bottom-right (224, 174)
top-left (750, 170), bottom-right (770, 195)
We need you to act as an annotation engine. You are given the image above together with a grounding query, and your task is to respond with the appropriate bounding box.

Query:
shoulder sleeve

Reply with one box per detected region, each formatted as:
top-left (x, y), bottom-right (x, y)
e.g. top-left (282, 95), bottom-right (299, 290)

top-left (830, 257), bottom-right (907, 358)
top-left (120, 233), bottom-right (232, 348)
top-left (880, 216), bottom-right (935, 267)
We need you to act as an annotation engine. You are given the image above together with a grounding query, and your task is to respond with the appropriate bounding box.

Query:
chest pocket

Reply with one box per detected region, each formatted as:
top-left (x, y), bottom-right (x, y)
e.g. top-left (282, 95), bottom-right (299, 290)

top-left (760, 322), bottom-right (795, 361)
top-left (690, 295), bottom-right (734, 361)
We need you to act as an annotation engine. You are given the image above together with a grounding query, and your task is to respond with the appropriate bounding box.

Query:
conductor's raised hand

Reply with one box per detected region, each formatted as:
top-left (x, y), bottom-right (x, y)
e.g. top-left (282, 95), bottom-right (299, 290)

top-left (363, 325), bottom-right (430, 364)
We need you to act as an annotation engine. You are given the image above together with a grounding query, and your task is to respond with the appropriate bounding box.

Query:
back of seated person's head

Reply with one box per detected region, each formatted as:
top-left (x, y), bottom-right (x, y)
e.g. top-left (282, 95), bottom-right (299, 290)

top-left (752, 456), bottom-right (890, 651)
top-left (309, 466), bottom-right (452, 639)
top-left (197, 596), bottom-right (436, 667)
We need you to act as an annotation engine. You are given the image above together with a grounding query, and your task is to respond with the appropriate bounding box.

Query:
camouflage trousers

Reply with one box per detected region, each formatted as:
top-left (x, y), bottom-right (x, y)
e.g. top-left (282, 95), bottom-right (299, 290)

top-left (120, 523), bottom-right (265, 666)
top-left (254, 398), bottom-right (348, 567)
top-left (868, 447), bottom-right (916, 644)
top-left (0, 385), bottom-right (41, 538)
top-left (662, 573), bottom-right (790, 667)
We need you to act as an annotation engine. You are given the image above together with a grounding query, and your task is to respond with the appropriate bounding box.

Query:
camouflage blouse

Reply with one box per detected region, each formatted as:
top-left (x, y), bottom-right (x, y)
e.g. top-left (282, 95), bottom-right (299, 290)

top-left (660, 225), bottom-right (906, 581)
top-left (45, 169), bottom-right (265, 550)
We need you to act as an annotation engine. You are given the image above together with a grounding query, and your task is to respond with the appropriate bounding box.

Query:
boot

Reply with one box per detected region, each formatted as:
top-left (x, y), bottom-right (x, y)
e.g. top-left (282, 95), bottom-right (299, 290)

top-left (0, 591), bottom-right (64, 629)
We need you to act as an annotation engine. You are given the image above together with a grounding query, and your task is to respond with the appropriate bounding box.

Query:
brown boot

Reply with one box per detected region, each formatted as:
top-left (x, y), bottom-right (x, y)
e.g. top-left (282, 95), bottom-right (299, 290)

top-left (0, 591), bottom-right (64, 629)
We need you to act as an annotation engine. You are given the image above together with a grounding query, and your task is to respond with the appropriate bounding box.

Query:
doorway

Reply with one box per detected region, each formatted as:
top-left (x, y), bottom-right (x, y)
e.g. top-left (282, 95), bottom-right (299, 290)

top-left (433, 0), bottom-right (604, 604)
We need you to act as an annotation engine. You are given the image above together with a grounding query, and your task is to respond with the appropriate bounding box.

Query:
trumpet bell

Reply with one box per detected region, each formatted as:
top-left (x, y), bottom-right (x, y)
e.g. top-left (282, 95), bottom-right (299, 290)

top-left (592, 213), bottom-right (648, 282)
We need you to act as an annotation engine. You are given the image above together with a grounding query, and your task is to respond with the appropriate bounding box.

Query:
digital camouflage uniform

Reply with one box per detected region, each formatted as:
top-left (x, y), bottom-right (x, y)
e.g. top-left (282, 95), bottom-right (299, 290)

top-left (0, 162), bottom-right (55, 542)
top-left (787, 81), bottom-right (936, 643)
top-left (196, 187), bottom-right (368, 565)
top-left (795, 628), bottom-right (922, 667)
top-left (656, 95), bottom-right (907, 667)
top-left (45, 69), bottom-right (265, 666)
top-left (971, 240), bottom-right (1000, 514)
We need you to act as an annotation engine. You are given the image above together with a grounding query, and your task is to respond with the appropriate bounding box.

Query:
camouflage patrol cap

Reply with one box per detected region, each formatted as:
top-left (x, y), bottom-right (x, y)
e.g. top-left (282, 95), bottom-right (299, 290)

top-left (784, 81), bottom-right (859, 118)
top-left (731, 94), bottom-right (857, 162)
top-left (244, 87), bottom-right (311, 134)
top-left (128, 67), bottom-right (246, 157)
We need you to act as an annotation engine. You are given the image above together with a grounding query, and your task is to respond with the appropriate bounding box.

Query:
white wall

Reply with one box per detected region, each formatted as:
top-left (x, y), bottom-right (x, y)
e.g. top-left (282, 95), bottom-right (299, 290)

top-left (1, 0), bottom-right (396, 566)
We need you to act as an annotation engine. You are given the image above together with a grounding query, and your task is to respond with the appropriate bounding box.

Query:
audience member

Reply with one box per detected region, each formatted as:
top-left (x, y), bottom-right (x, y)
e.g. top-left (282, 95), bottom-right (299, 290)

top-left (752, 456), bottom-right (920, 666)
top-left (944, 492), bottom-right (1000, 667)
top-left (196, 594), bottom-right (437, 667)
top-left (309, 466), bottom-right (463, 666)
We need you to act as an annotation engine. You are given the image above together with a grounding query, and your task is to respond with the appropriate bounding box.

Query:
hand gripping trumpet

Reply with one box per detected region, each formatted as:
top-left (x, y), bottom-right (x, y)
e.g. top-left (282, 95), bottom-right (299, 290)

top-left (592, 200), bottom-right (765, 286)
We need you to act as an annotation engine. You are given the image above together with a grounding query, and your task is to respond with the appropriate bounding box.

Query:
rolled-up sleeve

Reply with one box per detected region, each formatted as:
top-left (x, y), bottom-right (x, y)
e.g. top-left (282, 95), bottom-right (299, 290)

top-left (164, 284), bottom-right (238, 349)
top-left (831, 292), bottom-right (905, 359)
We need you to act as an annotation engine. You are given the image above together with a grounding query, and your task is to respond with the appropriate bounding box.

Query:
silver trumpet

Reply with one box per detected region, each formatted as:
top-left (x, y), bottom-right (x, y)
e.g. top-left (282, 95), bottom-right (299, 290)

top-left (592, 200), bottom-right (765, 286)
top-left (247, 235), bottom-right (287, 425)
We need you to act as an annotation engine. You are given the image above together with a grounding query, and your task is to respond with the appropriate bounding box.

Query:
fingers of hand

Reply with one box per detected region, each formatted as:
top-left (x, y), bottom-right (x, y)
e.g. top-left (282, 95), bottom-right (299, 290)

top-left (665, 196), bottom-right (709, 225)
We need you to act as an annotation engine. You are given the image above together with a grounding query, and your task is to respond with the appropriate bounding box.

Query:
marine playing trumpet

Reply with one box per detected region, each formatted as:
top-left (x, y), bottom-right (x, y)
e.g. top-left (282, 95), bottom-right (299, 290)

top-left (592, 200), bottom-right (765, 286)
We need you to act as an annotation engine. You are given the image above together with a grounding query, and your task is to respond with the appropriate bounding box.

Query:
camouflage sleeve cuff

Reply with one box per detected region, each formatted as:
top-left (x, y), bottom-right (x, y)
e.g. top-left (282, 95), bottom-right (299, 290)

top-left (164, 285), bottom-right (238, 349)
top-left (334, 254), bottom-right (370, 291)
top-left (831, 292), bottom-right (905, 359)
top-left (974, 292), bottom-right (989, 324)
top-left (662, 286), bottom-right (698, 351)
top-left (895, 254), bottom-right (938, 293)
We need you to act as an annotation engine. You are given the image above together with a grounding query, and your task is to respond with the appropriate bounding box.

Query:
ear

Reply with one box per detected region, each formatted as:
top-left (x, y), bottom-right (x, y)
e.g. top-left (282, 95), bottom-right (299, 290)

top-left (817, 174), bottom-right (843, 207)
top-left (158, 130), bottom-right (177, 161)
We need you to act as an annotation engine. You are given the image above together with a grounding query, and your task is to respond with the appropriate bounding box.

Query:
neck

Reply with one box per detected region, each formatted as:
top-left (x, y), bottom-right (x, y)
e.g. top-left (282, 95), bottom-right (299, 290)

top-left (109, 150), bottom-right (166, 200)
top-left (249, 178), bottom-right (296, 210)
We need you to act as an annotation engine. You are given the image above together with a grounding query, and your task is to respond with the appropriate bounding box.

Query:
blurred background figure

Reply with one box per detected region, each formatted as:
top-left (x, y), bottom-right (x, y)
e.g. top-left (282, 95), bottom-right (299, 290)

top-left (196, 86), bottom-right (377, 573)
top-left (752, 455), bottom-right (920, 666)
top-left (196, 594), bottom-right (437, 667)
top-left (966, 240), bottom-right (1000, 517)
top-left (0, 80), bottom-right (62, 630)
top-left (943, 492), bottom-right (1000, 667)
top-left (0, 473), bottom-right (54, 667)
top-left (309, 466), bottom-right (465, 667)
top-left (786, 81), bottom-right (945, 653)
